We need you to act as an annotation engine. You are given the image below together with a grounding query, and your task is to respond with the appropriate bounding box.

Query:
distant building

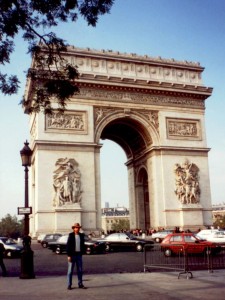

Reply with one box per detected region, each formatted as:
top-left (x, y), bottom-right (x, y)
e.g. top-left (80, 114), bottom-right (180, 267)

top-left (105, 202), bottom-right (109, 209)
top-left (101, 207), bottom-right (129, 233)
top-left (212, 204), bottom-right (225, 223)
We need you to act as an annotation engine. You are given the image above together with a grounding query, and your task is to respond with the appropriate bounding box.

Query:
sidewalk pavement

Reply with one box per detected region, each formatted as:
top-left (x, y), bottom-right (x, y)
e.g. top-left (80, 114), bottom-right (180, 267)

top-left (1, 270), bottom-right (225, 300)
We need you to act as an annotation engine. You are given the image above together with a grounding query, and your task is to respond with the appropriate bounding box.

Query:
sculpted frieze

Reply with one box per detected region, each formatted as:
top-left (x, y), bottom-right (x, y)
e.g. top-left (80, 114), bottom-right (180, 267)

top-left (166, 118), bottom-right (201, 140)
top-left (46, 111), bottom-right (87, 133)
top-left (174, 160), bottom-right (200, 205)
top-left (52, 158), bottom-right (82, 207)
top-left (78, 87), bottom-right (205, 109)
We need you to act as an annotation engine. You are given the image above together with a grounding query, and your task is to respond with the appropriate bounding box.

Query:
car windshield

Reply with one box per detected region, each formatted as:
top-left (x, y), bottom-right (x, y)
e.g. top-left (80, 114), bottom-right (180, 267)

top-left (194, 234), bottom-right (205, 241)
top-left (57, 235), bottom-right (68, 243)
top-left (1, 238), bottom-right (17, 245)
top-left (127, 233), bottom-right (138, 240)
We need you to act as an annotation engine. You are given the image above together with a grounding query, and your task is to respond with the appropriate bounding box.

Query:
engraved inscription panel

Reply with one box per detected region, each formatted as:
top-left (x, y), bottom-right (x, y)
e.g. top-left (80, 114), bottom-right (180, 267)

top-left (166, 118), bottom-right (201, 140)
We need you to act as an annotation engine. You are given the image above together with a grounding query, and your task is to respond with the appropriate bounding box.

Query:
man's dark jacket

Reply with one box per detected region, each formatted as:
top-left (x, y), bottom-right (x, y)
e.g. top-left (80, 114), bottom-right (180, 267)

top-left (66, 232), bottom-right (85, 256)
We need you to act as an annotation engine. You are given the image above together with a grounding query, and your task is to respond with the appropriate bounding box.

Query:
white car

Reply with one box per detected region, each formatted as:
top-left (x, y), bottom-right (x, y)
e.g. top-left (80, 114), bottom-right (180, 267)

top-left (151, 230), bottom-right (174, 243)
top-left (196, 229), bottom-right (219, 240)
top-left (197, 230), bottom-right (225, 244)
top-left (37, 234), bottom-right (46, 243)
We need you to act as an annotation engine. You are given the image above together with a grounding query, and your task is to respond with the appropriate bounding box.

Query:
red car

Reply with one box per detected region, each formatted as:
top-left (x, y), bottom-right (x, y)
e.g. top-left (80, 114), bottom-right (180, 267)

top-left (161, 232), bottom-right (221, 257)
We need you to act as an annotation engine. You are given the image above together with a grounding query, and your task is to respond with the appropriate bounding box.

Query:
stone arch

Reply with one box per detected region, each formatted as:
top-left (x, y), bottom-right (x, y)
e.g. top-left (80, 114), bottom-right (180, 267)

top-left (24, 46), bottom-right (213, 236)
top-left (95, 110), bottom-right (160, 160)
top-left (135, 165), bottom-right (150, 231)
top-left (95, 111), bottom-right (155, 231)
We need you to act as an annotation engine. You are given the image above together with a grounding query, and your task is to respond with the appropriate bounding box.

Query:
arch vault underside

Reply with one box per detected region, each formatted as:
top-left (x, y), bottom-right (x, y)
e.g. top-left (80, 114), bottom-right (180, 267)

top-left (24, 47), bottom-right (213, 236)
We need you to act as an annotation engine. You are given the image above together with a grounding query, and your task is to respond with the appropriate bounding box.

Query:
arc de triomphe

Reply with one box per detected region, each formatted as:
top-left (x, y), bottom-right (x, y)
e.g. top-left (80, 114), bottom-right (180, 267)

top-left (23, 47), bottom-right (213, 237)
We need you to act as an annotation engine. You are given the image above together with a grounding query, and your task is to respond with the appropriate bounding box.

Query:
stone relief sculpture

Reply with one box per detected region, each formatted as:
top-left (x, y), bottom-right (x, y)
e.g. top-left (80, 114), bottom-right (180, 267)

top-left (79, 88), bottom-right (205, 109)
top-left (94, 107), bottom-right (113, 125)
top-left (174, 160), bottom-right (200, 204)
top-left (53, 158), bottom-right (82, 207)
top-left (141, 110), bottom-right (159, 132)
top-left (46, 112), bottom-right (85, 131)
top-left (167, 119), bottom-right (199, 139)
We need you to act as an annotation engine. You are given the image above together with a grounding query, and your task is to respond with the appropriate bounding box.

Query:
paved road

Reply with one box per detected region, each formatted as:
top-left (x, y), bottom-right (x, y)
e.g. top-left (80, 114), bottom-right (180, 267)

top-left (4, 241), bottom-right (147, 277)
top-left (2, 241), bottom-right (225, 300)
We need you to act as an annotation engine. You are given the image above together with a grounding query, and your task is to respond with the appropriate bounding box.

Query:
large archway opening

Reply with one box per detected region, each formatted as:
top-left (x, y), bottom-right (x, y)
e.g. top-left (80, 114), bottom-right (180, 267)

top-left (100, 139), bottom-right (129, 209)
top-left (99, 116), bottom-right (151, 231)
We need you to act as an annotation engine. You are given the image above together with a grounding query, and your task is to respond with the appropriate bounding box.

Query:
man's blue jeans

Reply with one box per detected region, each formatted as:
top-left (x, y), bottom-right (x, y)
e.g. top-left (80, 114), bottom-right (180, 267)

top-left (67, 253), bottom-right (83, 287)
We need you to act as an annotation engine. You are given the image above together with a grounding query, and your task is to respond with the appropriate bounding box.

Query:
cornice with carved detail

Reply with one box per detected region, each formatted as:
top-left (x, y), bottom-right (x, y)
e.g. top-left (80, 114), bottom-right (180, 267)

top-left (77, 85), bottom-right (205, 109)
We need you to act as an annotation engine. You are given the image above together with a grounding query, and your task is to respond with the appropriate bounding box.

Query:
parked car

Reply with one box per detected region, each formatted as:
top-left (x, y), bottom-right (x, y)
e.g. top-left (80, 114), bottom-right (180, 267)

top-left (161, 232), bottom-right (221, 257)
top-left (41, 233), bottom-right (62, 248)
top-left (196, 230), bottom-right (225, 245)
top-left (196, 229), bottom-right (219, 240)
top-left (98, 232), bottom-right (153, 252)
top-left (47, 234), bottom-right (106, 255)
top-left (37, 234), bottom-right (46, 243)
top-left (0, 237), bottom-right (23, 258)
top-left (151, 230), bottom-right (174, 243)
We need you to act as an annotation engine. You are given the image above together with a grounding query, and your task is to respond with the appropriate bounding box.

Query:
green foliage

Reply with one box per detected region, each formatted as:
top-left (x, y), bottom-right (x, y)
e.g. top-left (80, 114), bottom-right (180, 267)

top-left (0, 0), bottom-right (114, 114)
top-left (0, 214), bottom-right (24, 238)
top-left (111, 219), bottom-right (130, 232)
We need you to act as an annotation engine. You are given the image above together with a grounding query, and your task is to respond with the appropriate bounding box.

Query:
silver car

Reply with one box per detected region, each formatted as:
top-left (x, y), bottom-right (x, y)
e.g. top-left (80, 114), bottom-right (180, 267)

top-left (99, 232), bottom-right (153, 252)
top-left (151, 230), bottom-right (174, 243)
top-left (0, 237), bottom-right (23, 258)
top-left (196, 230), bottom-right (225, 244)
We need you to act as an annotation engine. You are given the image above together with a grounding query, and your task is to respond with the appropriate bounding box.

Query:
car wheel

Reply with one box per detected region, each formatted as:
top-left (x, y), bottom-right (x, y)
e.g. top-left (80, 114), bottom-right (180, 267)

top-left (55, 247), bottom-right (61, 255)
top-left (42, 242), bottom-right (47, 248)
top-left (155, 238), bottom-right (161, 243)
top-left (105, 244), bottom-right (110, 252)
top-left (136, 244), bottom-right (143, 252)
top-left (164, 248), bottom-right (172, 257)
top-left (86, 247), bottom-right (92, 255)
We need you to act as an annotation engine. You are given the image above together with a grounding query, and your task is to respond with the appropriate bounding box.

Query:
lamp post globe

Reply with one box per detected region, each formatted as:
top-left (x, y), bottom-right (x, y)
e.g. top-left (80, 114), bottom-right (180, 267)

top-left (20, 140), bottom-right (32, 167)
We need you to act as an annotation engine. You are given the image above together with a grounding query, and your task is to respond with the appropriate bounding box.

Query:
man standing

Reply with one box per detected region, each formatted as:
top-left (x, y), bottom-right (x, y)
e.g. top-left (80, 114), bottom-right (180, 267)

top-left (0, 243), bottom-right (7, 277)
top-left (66, 223), bottom-right (86, 290)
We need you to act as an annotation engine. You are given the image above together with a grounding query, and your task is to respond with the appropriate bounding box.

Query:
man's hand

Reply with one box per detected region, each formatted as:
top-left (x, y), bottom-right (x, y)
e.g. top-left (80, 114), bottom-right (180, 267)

top-left (68, 256), bottom-right (72, 262)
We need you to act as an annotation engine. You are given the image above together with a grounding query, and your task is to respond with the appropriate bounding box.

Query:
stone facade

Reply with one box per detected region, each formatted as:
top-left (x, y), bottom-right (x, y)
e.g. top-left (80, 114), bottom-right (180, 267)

top-left (23, 47), bottom-right (213, 237)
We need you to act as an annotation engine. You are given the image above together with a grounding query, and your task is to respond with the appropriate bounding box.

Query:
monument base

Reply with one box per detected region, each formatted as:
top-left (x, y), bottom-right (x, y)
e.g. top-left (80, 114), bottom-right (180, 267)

top-left (55, 204), bottom-right (83, 233)
top-left (164, 204), bottom-right (203, 231)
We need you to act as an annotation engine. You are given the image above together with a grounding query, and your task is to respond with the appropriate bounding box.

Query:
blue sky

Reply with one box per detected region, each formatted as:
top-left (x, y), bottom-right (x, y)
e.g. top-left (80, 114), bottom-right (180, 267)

top-left (0, 0), bottom-right (225, 218)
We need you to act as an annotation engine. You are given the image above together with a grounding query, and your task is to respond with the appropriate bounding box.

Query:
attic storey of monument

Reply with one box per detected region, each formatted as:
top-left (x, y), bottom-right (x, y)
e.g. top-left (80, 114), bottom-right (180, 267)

top-left (22, 46), bottom-right (213, 237)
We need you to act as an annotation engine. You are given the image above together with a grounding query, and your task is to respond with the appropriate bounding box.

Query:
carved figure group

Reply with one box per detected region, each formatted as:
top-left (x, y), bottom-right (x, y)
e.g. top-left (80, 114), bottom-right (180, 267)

top-left (53, 158), bottom-right (82, 207)
top-left (47, 113), bottom-right (84, 130)
top-left (168, 121), bottom-right (197, 137)
top-left (174, 160), bottom-right (200, 204)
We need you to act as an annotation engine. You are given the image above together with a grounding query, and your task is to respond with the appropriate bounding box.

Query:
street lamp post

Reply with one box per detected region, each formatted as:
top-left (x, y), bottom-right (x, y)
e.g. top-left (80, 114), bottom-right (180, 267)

top-left (19, 140), bottom-right (35, 279)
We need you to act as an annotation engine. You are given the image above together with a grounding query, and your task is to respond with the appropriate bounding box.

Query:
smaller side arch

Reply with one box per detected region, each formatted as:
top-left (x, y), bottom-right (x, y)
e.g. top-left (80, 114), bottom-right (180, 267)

top-left (135, 165), bottom-right (150, 231)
